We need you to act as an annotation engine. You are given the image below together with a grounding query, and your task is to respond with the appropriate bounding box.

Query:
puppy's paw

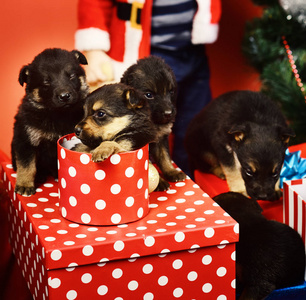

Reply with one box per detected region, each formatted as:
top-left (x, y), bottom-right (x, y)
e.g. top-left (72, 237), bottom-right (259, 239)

top-left (91, 141), bottom-right (126, 162)
top-left (91, 147), bottom-right (114, 162)
top-left (163, 169), bottom-right (186, 183)
top-left (155, 176), bottom-right (170, 192)
top-left (15, 184), bottom-right (36, 196)
top-left (268, 190), bottom-right (283, 201)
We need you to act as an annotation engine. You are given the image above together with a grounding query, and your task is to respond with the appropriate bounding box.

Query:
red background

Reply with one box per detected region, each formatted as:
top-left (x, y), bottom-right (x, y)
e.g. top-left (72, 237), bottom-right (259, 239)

top-left (0, 1), bottom-right (263, 299)
top-left (0, 0), bottom-right (262, 158)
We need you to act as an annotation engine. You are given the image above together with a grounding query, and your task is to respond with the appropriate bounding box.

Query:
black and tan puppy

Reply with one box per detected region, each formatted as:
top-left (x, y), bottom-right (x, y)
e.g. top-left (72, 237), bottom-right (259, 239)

top-left (185, 90), bottom-right (295, 200)
top-left (214, 192), bottom-right (305, 300)
top-left (11, 48), bottom-right (89, 196)
top-left (121, 56), bottom-right (186, 191)
top-left (74, 83), bottom-right (157, 161)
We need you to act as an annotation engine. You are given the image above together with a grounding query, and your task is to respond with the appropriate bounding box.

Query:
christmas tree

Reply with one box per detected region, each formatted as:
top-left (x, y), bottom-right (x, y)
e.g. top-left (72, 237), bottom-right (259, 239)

top-left (243, 0), bottom-right (306, 144)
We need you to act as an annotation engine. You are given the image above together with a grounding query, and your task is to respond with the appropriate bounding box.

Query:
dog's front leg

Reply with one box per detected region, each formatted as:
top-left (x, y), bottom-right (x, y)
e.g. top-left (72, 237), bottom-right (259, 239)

top-left (15, 155), bottom-right (37, 196)
top-left (91, 141), bottom-right (127, 162)
top-left (221, 164), bottom-right (248, 196)
top-left (150, 137), bottom-right (186, 190)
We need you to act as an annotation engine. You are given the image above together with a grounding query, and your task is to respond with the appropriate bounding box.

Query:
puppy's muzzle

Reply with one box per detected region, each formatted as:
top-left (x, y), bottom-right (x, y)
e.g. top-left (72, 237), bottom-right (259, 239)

top-left (74, 125), bottom-right (83, 137)
top-left (74, 124), bottom-right (102, 149)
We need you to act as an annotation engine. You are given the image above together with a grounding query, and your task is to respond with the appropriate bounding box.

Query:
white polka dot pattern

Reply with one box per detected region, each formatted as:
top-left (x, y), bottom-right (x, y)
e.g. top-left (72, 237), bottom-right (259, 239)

top-left (2, 155), bottom-right (238, 300)
top-left (57, 134), bottom-right (150, 225)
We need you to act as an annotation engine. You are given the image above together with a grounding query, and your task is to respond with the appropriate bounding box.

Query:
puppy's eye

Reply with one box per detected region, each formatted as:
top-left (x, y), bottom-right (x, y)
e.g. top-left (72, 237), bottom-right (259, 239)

top-left (145, 92), bottom-right (154, 100)
top-left (272, 172), bottom-right (279, 178)
top-left (245, 169), bottom-right (254, 177)
top-left (43, 79), bottom-right (50, 86)
top-left (70, 73), bottom-right (77, 80)
top-left (95, 110), bottom-right (106, 119)
top-left (169, 90), bottom-right (175, 96)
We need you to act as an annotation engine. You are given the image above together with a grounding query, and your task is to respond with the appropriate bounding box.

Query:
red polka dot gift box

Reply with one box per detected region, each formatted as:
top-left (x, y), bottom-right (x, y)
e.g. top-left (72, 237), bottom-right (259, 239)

top-left (57, 134), bottom-right (150, 226)
top-left (1, 159), bottom-right (238, 299)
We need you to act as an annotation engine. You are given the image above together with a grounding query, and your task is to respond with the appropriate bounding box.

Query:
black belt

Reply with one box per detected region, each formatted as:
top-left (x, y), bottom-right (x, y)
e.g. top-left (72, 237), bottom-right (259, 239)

top-left (117, 2), bottom-right (143, 28)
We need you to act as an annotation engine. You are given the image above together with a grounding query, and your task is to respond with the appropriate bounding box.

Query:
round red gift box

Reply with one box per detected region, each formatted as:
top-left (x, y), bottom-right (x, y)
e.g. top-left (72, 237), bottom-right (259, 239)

top-left (57, 133), bottom-right (150, 226)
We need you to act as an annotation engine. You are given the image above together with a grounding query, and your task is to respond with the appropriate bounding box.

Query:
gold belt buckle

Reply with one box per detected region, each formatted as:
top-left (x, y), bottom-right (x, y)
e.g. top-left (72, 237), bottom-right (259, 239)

top-left (130, 1), bottom-right (143, 30)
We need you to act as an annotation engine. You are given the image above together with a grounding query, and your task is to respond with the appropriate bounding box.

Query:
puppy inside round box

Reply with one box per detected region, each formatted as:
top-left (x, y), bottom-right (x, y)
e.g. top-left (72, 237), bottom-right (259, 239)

top-left (57, 133), bottom-right (150, 226)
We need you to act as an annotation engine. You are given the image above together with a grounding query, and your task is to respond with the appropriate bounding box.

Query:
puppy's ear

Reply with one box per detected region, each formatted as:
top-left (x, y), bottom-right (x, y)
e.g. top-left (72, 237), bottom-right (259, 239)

top-left (72, 50), bottom-right (88, 65)
top-left (278, 126), bottom-right (295, 145)
top-left (124, 89), bottom-right (144, 109)
top-left (18, 66), bottom-right (30, 86)
top-left (228, 124), bottom-right (247, 142)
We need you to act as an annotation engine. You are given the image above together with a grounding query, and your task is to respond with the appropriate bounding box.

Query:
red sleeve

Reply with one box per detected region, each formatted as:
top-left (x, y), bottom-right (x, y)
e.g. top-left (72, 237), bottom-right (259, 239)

top-left (77, 0), bottom-right (115, 32)
top-left (210, 0), bottom-right (221, 24)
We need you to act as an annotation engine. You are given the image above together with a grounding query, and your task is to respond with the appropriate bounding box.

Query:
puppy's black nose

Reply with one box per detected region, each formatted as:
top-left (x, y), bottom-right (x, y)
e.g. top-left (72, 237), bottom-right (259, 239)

top-left (59, 92), bottom-right (71, 102)
top-left (74, 126), bottom-right (82, 137)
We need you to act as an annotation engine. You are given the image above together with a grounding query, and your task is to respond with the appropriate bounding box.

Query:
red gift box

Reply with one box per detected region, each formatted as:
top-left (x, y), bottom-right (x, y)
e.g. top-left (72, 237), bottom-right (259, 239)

top-left (283, 179), bottom-right (306, 252)
top-left (2, 161), bottom-right (238, 299)
top-left (194, 143), bottom-right (306, 223)
top-left (283, 179), bottom-right (306, 281)
top-left (58, 134), bottom-right (149, 226)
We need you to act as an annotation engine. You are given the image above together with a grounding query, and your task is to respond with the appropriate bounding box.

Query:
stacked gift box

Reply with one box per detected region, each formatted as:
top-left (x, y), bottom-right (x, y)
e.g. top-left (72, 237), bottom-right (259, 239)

top-left (1, 155), bottom-right (238, 299)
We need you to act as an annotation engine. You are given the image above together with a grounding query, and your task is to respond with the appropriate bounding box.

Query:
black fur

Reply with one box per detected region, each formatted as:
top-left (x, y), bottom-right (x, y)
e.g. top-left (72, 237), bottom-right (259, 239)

top-left (121, 56), bottom-right (186, 190)
top-left (185, 91), bottom-right (295, 200)
top-left (214, 192), bottom-right (305, 300)
top-left (12, 48), bottom-right (89, 196)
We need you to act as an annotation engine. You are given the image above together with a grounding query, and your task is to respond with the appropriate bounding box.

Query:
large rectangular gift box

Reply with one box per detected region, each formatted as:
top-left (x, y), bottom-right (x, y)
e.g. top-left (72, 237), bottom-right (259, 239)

top-left (2, 162), bottom-right (238, 300)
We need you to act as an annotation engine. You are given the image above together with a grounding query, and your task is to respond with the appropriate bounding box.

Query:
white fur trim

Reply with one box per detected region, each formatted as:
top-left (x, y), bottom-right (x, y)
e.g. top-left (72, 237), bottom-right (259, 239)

top-left (192, 23), bottom-right (219, 44)
top-left (192, 0), bottom-right (219, 44)
top-left (75, 28), bottom-right (110, 52)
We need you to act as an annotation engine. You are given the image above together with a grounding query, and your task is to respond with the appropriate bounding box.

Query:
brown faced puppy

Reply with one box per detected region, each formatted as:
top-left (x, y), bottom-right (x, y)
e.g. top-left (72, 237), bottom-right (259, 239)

top-left (185, 91), bottom-right (295, 201)
top-left (11, 48), bottom-right (89, 196)
top-left (214, 192), bottom-right (305, 300)
top-left (121, 55), bottom-right (186, 191)
top-left (74, 83), bottom-right (157, 161)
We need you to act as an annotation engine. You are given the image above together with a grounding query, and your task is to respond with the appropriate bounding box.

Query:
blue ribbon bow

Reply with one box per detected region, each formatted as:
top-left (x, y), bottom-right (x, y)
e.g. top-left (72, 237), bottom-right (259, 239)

top-left (279, 149), bottom-right (306, 188)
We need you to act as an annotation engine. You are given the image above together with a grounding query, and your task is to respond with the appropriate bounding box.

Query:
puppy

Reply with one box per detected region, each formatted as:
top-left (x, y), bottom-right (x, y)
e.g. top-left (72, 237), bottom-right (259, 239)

top-left (74, 83), bottom-right (157, 161)
top-left (185, 91), bottom-right (295, 200)
top-left (11, 48), bottom-right (89, 196)
top-left (121, 56), bottom-right (186, 191)
top-left (214, 192), bottom-right (305, 300)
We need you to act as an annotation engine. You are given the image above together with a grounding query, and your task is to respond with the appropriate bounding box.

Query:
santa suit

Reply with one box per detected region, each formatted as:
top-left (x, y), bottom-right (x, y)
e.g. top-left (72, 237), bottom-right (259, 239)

top-left (75, 0), bottom-right (221, 81)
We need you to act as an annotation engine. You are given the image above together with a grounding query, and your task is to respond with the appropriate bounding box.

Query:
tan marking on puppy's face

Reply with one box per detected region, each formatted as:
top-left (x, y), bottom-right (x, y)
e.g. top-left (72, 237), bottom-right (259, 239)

top-left (32, 88), bottom-right (41, 102)
top-left (272, 163), bottom-right (279, 174)
top-left (28, 88), bottom-right (44, 108)
top-left (80, 113), bottom-right (131, 142)
top-left (234, 132), bottom-right (245, 142)
top-left (101, 116), bottom-right (131, 140)
top-left (92, 101), bottom-right (104, 112)
top-left (248, 161), bottom-right (257, 174)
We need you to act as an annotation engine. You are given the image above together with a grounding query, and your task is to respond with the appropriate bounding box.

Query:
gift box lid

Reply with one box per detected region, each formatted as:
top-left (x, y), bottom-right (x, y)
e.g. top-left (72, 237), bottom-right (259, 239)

top-left (2, 161), bottom-right (238, 271)
top-left (284, 178), bottom-right (306, 199)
